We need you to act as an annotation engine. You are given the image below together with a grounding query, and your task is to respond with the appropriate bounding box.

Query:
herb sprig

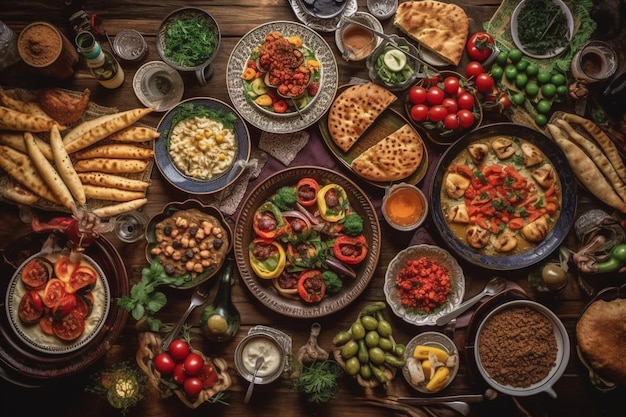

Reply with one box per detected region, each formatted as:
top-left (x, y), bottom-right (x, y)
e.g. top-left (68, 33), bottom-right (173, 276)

top-left (292, 361), bottom-right (342, 405)
top-left (516, 0), bottom-right (569, 55)
top-left (118, 259), bottom-right (190, 331)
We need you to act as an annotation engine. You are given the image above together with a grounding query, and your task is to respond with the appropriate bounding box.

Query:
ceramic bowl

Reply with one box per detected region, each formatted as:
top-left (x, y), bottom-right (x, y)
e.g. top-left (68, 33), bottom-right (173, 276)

top-left (366, 35), bottom-right (421, 91)
top-left (510, 0), bottom-right (574, 59)
top-left (403, 331), bottom-right (460, 393)
top-left (383, 244), bottom-right (465, 326)
top-left (381, 183), bottom-right (428, 232)
top-left (234, 332), bottom-right (286, 385)
top-left (473, 299), bottom-right (570, 397)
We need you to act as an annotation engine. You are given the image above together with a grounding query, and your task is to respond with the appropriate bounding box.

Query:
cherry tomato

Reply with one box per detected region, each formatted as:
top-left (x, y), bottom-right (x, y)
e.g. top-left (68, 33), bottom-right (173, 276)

top-left (428, 105), bottom-right (448, 122)
top-left (496, 93), bottom-right (512, 113)
top-left (183, 377), bottom-right (204, 398)
top-left (172, 363), bottom-right (187, 385)
top-left (410, 103), bottom-right (429, 122)
top-left (183, 352), bottom-right (204, 376)
top-left (441, 97), bottom-right (459, 114)
top-left (457, 92), bottom-right (475, 110)
top-left (443, 76), bottom-right (460, 95)
top-left (465, 61), bottom-right (485, 79)
top-left (200, 364), bottom-right (219, 388)
top-left (457, 109), bottom-right (476, 129)
top-left (154, 352), bottom-right (176, 375)
top-left (443, 113), bottom-right (460, 130)
top-left (273, 99), bottom-right (288, 113)
top-left (426, 86), bottom-right (445, 105)
top-left (408, 85), bottom-right (427, 104)
top-left (475, 73), bottom-right (495, 93)
top-left (168, 339), bottom-right (191, 361)
top-left (466, 32), bottom-right (495, 62)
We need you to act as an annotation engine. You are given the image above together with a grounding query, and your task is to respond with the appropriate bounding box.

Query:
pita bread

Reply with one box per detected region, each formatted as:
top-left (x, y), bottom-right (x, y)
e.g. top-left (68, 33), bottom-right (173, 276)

top-left (393, 1), bottom-right (469, 66)
top-left (351, 124), bottom-right (423, 182)
top-left (327, 83), bottom-right (397, 152)
top-left (576, 298), bottom-right (626, 386)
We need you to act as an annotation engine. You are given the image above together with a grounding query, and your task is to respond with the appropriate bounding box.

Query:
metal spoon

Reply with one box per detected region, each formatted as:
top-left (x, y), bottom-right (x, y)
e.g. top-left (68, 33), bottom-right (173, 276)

top-left (160, 284), bottom-right (211, 350)
top-left (244, 356), bottom-right (265, 404)
top-left (436, 277), bottom-right (506, 326)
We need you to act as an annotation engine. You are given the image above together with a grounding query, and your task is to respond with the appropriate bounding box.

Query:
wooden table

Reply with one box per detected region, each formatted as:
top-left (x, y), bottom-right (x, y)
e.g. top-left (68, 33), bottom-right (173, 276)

top-left (0, 1), bottom-right (624, 416)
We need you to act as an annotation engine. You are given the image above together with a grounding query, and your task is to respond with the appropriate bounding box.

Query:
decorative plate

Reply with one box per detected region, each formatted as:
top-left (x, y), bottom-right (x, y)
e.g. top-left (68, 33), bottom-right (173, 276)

top-left (145, 199), bottom-right (233, 289)
top-left (226, 21), bottom-right (338, 134)
top-left (155, 97), bottom-right (251, 194)
top-left (289, 0), bottom-right (358, 32)
top-left (234, 166), bottom-right (381, 318)
top-left (430, 123), bottom-right (577, 270)
top-left (319, 84), bottom-right (428, 189)
top-left (0, 233), bottom-right (128, 381)
top-left (383, 244), bottom-right (465, 326)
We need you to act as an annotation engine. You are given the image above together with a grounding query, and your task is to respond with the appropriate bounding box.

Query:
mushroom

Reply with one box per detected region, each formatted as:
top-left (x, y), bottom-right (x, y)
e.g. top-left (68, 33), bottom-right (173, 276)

top-left (493, 233), bottom-right (518, 252)
top-left (446, 204), bottom-right (470, 224)
top-left (444, 172), bottom-right (471, 199)
top-left (520, 142), bottom-right (543, 167)
top-left (467, 143), bottom-right (489, 165)
top-left (491, 137), bottom-right (515, 159)
top-left (466, 225), bottom-right (491, 248)
top-left (521, 215), bottom-right (549, 242)
top-left (531, 163), bottom-right (556, 189)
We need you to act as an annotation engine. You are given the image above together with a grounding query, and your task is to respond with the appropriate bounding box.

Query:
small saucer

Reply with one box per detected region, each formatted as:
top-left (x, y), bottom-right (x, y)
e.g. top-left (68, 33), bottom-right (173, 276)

top-left (133, 61), bottom-right (184, 112)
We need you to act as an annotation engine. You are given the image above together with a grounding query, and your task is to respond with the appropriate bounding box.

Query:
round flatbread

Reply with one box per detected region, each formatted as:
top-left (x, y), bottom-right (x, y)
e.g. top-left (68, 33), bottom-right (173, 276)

top-left (351, 124), bottom-right (423, 182)
top-left (327, 82), bottom-right (397, 152)
top-left (576, 298), bottom-right (626, 386)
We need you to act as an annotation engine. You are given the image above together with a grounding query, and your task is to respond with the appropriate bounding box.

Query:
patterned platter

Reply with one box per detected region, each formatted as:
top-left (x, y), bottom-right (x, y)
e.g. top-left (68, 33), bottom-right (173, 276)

top-left (226, 21), bottom-right (338, 134)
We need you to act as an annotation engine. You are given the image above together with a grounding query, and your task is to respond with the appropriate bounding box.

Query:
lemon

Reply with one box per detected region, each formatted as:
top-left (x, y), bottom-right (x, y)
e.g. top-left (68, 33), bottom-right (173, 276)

top-left (383, 49), bottom-right (407, 72)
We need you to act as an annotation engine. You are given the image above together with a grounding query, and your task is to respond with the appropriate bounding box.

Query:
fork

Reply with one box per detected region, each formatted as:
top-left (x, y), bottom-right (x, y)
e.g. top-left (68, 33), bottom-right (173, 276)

top-left (160, 284), bottom-right (211, 350)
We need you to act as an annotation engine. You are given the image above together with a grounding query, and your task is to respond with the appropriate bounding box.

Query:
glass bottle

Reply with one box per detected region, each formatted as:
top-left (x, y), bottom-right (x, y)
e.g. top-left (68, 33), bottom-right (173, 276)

top-left (75, 30), bottom-right (124, 88)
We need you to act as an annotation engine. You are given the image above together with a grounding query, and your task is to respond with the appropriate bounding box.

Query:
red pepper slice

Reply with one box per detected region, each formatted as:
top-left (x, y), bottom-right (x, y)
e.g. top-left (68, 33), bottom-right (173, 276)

top-left (297, 270), bottom-right (326, 303)
top-left (252, 201), bottom-right (290, 240)
top-left (296, 177), bottom-right (320, 207)
top-left (333, 234), bottom-right (368, 265)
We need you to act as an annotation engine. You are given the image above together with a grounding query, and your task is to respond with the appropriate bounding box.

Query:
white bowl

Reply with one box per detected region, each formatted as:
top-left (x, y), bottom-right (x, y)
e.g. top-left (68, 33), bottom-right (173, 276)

top-left (474, 299), bottom-right (570, 397)
top-left (383, 244), bottom-right (465, 326)
top-left (510, 0), bottom-right (574, 59)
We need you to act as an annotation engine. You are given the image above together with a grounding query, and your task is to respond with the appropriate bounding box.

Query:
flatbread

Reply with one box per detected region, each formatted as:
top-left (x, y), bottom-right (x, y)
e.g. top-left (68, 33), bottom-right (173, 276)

top-left (351, 124), bottom-right (423, 182)
top-left (327, 82), bottom-right (397, 152)
top-left (576, 298), bottom-right (626, 386)
top-left (393, 1), bottom-right (469, 66)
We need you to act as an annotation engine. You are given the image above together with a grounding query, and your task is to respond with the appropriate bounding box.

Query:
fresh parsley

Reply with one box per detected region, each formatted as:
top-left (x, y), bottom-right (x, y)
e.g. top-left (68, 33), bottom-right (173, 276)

top-left (516, 0), bottom-right (569, 55)
top-left (163, 14), bottom-right (218, 67)
top-left (292, 361), bottom-right (342, 405)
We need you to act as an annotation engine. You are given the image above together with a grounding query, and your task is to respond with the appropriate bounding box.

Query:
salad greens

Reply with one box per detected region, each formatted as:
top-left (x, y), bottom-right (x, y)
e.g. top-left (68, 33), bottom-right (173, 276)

top-left (516, 0), bottom-right (569, 55)
top-left (374, 45), bottom-right (414, 85)
top-left (164, 14), bottom-right (218, 67)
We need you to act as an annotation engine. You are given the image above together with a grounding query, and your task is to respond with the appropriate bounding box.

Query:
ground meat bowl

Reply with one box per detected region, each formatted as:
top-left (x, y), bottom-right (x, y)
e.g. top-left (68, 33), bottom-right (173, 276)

top-left (474, 299), bottom-right (570, 397)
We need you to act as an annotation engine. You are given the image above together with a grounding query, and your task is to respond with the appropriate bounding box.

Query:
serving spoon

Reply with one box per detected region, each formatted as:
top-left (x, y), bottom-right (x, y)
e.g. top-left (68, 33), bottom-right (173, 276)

top-left (436, 276), bottom-right (506, 326)
top-left (244, 356), bottom-right (265, 404)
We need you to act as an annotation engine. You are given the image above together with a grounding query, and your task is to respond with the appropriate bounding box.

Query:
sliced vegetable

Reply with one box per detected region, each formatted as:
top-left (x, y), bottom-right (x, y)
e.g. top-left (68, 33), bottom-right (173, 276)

top-left (297, 270), bottom-right (326, 303)
top-left (296, 177), bottom-right (320, 207)
top-left (253, 201), bottom-right (290, 240)
top-left (249, 238), bottom-right (286, 279)
top-left (317, 183), bottom-right (348, 222)
top-left (333, 234), bottom-right (368, 265)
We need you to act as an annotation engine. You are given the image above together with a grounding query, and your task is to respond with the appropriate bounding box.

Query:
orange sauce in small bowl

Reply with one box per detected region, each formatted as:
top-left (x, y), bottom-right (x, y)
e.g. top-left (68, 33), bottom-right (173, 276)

top-left (383, 184), bottom-right (427, 231)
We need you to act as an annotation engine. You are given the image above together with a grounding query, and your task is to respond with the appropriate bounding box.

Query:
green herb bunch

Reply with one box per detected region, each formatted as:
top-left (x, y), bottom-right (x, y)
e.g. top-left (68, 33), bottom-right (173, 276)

top-left (516, 0), bottom-right (569, 55)
top-left (118, 259), bottom-right (190, 331)
top-left (164, 14), bottom-right (218, 67)
top-left (292, 361), bottom-right (342, 405)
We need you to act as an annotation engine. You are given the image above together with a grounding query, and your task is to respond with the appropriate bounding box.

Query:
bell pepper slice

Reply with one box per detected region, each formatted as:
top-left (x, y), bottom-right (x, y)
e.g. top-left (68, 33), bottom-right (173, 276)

top-left (253, 201), bottom-right (290, 240)
top-left (296, 177), bottom-right (320, 207)
top-left (249, 238), bottom-right (286, 279)
top-left (316, 183), bottom-right (348, 223)
top-left (332, 234), bottom-right (368, 265)
top-left (297, 270), bottom-right (326, 303)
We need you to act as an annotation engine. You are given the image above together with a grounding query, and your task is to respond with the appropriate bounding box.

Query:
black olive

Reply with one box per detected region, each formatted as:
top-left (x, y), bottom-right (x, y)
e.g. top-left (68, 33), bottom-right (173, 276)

top-left (213, 238), bottom-right (223, 249)
top-left (164, 264), bottom-right (176, 275)
top-left (185, 249), bottom-right (194, 259)
top-left (163, 224), bottom-right (173, 236)
top-left (189, 227), bottom-right (198, 237)
top-left (172, 241), bottom-right (182, 249)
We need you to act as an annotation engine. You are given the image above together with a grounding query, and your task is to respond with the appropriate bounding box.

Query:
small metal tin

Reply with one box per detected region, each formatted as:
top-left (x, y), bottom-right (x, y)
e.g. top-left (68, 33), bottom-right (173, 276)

top-left (113, 29), bottom-right (147, 62)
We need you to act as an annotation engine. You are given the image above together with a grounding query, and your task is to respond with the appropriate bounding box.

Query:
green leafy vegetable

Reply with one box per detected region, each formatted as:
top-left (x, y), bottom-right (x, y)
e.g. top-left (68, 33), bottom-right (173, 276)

top-left (117, 259), bottom-right (190, 331)
top-left (164, 14), bottom-right (218, 67)
top-left (516, 0), bottom-right (569, 55)
top-left (165, 102), bottom-right (238, 146)
top-left (374, 45), bottom-right (414, 85)
top-left (292, 361), bottom-right (342, 405)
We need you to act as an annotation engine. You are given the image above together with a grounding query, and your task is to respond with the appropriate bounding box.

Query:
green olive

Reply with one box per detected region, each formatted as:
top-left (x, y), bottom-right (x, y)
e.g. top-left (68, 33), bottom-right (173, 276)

top-left (341, 340), bottom-right (359, 359)
top-left (365, 330), bottom-right (380, 348)
top-left (361, 315), bottom-right (378, 331)
top-left (359, 363), bottom-right (372, 379)
top-left (377, 319), bottom-right (393, 337)
top-left (369, 347), bottom-right (385, 365)
top-left (351, 321), bottom-right (366, 340)
top-left (541, 263), bottom-right (567, 289)
top-left (378, 337), bottom-right (394, 351)
top-left (345, 356), bottom-right (361, 376)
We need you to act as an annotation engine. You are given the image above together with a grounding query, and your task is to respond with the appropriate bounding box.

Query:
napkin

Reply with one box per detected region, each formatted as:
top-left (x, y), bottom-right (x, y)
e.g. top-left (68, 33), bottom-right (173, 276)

top-left (259, 130), bottom-right (310, 166)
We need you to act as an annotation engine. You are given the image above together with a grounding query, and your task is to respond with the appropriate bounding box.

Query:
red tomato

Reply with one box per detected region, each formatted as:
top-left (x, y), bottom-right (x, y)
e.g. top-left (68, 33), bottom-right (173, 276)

top-left (307, 81), bottom-right (320, 96)
top-left (172, 363), bottom-right (187, 385)
top-left (154, 352), bottom-right (176, 375)
top-left (52, 293), bottom-right (78, 319)
top-left (441, 97), bottom-right (459, 114)
top-left (457, 92), bottom-right (475, 110)
top-left (457, 109), bottom-right (476, 129)
top-left (20, 257), bottom-right (52, 290)
top-left (200, 364), bottom-right (218, 388)
top-left (443, 76), bottom-right (460, 95)
top-left (168, 339), bottom-right (191, 361)
top-left (39, 311), bottom-right (55, 335)
top-left (408, 85), bottom-right (427, 104)
top-left (426, 86), bottom-right (445, 105)
top-left (422, 75), bottom-right (439, 88)
top-left (428, 105), bottom-right (448, 122)
top-left (54, 256), bottom-right (77, 283)
top-left (410, 104), bottom-right (429, 122)
top-left (183, 352), bottom-right (204, 376)
top-left (465, 61), bottom-right (485, 79)
top-left (475, 73), bottom-right (495, 93)
top-left (183, 377), bottom-right (204, 398)
top-left (466, 32), bottom-right (495, 62)
top-left (66, 264), bottom-right (98, 293)
top-left (52, 309), bottom-right (85, 341)
top-left (297, 270), bottom-right (326, 303)
top-left (42, 278), bottom-right (67, 308)
top-left (273, 99), bottom-right (288, 113)
top-left (443, 114), bottom-right (460, 130)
